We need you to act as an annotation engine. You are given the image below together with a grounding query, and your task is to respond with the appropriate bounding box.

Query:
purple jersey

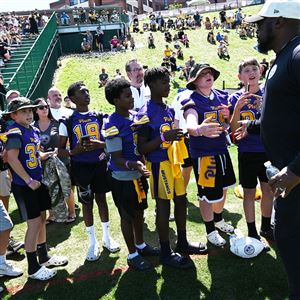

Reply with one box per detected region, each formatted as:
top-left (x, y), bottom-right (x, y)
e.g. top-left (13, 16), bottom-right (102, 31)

top-left (181, 89), bottom-right (229, 158)
top-left (6, 123), bottom-right (42, 185)
top-left (61, 111), bottom-right (106, 163)
top-left (229, 88), bottom-right (265, 153)
top-left (104, 111), bottom-right (141, 171)
top-left (135, 100), bottom-right (175, 163)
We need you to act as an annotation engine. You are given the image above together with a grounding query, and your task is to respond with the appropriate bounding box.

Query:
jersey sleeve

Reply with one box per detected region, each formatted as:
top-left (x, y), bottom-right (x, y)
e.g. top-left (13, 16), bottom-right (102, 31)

top-left (228, 93), bottom-right (238, 115)
top-left (180, 98), bottom-right (196, 112)
top-left (103, 115), bottom-right (120, 140)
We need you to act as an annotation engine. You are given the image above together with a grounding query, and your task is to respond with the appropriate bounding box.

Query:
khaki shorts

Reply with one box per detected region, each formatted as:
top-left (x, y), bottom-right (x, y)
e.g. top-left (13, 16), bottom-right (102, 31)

top-left (0, 200), bottom-right (13, 232)
top-left (0, 170), bottom-right (11, 197)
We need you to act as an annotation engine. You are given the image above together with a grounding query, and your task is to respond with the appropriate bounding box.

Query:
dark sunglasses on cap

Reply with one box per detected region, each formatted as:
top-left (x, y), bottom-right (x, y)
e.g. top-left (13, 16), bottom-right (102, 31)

top-left (38, 105), bottom-right (49, 110)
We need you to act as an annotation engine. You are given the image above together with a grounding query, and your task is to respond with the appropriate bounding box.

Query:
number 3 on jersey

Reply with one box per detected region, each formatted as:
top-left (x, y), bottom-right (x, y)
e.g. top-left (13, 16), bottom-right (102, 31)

top-left (25, 144), bottom-right (39, 169)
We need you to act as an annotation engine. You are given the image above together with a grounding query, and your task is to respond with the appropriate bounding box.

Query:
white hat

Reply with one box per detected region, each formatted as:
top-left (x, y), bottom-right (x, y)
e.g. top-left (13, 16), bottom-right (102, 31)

top-left (245, 0), bottom-right (300, 23)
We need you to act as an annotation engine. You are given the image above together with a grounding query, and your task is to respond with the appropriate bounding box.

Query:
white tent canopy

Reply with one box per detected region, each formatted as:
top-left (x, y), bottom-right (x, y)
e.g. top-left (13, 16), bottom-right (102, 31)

top-left (187, 0), bottom-right (209, 6)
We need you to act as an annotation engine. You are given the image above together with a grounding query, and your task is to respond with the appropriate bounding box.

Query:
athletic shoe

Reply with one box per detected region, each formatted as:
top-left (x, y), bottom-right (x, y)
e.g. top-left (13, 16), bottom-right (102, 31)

top-left (175, 241), bottom-right (208, 255)
top-left (28, 266), bottom-right (56, 281)
top-left (160, 252), bottom-right (193, 269)
top-left (0, 262), bottom-right (23, 277)
top-left (86, 244), bottom-right (100, 261)
top-left (127, 255), bottom-right (151, 271)
top-left (103, 238), bottom-right (120, 253)
top-left (137, 244), bottom-right (160, 256)
top-left (260, 229), bottom-right (275, 241)
top-left (215, 219), bottom-right (234, 233)
top-left (207, 230), bottom-right (226, 247)
top-left (7, 237), bottom-right (24, 254)
top-left (40, 255), bottom-right (68, 268)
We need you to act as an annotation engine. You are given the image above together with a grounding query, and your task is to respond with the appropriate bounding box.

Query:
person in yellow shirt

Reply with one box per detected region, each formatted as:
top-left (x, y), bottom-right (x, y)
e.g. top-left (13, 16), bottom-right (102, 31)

top-left (164, 45), bottom-right (172, 58)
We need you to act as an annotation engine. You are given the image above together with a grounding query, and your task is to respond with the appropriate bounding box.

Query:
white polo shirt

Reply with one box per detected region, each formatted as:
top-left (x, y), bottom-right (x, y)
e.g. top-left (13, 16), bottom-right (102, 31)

top-left (130, 83), bottom-right (151, 111)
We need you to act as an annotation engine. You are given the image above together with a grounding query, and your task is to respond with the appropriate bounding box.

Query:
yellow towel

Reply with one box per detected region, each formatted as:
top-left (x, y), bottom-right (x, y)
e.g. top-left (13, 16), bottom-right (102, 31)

top-left (198, 156), bottom-right (217, 188)
top-left (167, 138), bottom-right (188, 179)
top-left (133, 179), bottom-right (146, 203)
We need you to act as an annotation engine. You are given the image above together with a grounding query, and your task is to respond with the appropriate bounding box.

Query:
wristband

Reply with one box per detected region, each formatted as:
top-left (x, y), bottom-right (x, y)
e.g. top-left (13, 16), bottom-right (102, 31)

top-left (197, 127), bottom-right (203, 136)
top-left (160, 133), bottom-right (165, 142)
top-left (26, 178), bottom-right (33, 185)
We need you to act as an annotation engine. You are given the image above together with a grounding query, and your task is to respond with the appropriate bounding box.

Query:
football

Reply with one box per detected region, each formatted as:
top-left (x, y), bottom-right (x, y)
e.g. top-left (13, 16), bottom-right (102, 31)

top-left (230, 236), bottom-right (265, 258)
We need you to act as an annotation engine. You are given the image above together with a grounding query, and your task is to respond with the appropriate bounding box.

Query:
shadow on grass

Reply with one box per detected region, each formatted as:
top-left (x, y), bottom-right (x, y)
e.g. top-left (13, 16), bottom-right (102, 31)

top-left (160, 261), bottom-right (210, 299)
top-left (9, 208), bottom-right (23, 226)
top-left (115, 267), bottom-right (160, 300)
top-left (46, 214), bottom-right (83, 249)
top-left (206, 246), bottom-right (288, 300)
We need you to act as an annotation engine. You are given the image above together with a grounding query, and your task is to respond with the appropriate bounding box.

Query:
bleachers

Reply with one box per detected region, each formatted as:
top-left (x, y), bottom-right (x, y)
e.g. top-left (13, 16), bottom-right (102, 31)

top-left (0, 36), bottom-right (35, 83)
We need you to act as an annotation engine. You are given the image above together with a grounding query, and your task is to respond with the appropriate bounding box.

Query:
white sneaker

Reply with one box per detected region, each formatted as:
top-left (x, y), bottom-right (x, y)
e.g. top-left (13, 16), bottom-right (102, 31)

top-left (207, 230), bottom-right (226, 247)
top-left (215, 219), bottom-right (234, 233)
top-left (0, 262), bottom-right (23, 277)
top-left (86, 243), bottom-right (100, 261)
top-left (103, 238), bottom-right (120, 253)
top-left (28, 266), bottom-right (56, 281)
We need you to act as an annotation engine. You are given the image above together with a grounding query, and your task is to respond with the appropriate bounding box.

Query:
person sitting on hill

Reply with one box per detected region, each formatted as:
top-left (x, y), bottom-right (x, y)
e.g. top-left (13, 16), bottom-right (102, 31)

top-left (177, 47), bottom-right (184, 60)
top-left (180, 33), bottom-right (189, 48)
top-left (161, 57), bottom-right (171, 71)
top-left (239, 25), bottom-right (247, 39)
top-left (216, 32), bottom-right (224, 43)
top-left (164, 31), bottom-right (172, 43)
top-left (148, 33), bottom-right (155, 49)
top-left (204, 17), bottom-right (212, 30)
top-left (110, 35), bottom-right (120, 52)
top-left (164, 45), bottom-right (172, 58)
top-left (143, 23), bottom-right (149, 32)
top-left (207, 31), bottom-right (216, 44)
top-left (212, 17), bottom-right (220, 30)
top-left (98, 68), bottom-right (109, 87)
top-left (81, 38), bottom-right (91, 53)
top-left (217, 40), bottom-right (230, 60)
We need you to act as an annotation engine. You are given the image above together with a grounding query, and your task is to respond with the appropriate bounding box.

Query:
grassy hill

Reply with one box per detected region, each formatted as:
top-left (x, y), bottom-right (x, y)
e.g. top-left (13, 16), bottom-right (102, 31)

top-left (1, 5), bottom-right (288, 300)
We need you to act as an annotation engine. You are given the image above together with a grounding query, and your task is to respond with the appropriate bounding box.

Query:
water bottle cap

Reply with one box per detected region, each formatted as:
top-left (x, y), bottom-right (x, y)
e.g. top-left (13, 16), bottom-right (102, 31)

top-left (264, 161), bottom-right (271, 168)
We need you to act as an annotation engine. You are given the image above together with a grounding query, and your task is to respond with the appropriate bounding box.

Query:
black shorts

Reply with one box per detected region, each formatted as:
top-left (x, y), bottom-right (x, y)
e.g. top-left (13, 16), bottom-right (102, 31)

top-left (192, 153), bottom-right (236, 203)
top-left (238, 152), bottom-right (268, 189)
top-left (71, 160), bottom-right (110, 204)
top-left (11, 183), bottom-right (51, 221)
top-left (182, 135), bottom-right (193, 168)
top-left (111, 176), bottom-right (148, 219)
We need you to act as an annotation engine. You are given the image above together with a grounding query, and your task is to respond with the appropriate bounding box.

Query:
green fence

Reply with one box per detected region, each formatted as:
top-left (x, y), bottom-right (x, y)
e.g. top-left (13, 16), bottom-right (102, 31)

top-left (7, 13), bottom-right (58, 97)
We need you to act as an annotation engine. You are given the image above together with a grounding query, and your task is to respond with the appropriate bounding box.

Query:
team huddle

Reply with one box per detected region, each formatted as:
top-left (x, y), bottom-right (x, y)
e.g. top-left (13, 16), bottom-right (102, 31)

top-left (0, 55), bottom-right (275, 280)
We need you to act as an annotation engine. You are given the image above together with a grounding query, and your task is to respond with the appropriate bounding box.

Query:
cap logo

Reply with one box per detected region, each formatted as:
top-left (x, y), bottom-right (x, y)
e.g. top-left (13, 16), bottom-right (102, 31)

top-left (273, 9), bottom-right (279, 13)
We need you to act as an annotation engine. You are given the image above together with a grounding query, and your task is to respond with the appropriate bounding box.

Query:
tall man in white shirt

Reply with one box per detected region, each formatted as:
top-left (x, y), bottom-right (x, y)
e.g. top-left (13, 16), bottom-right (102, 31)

top-left (125, 59), bottom-right (151, 111)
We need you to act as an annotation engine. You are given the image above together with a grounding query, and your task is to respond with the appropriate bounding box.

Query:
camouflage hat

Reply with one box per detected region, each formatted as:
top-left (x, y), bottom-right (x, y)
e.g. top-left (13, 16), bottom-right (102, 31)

top-left (3, 97), bottom-right (39, 115)
top-left (186, 63), bottom-right (220, 90)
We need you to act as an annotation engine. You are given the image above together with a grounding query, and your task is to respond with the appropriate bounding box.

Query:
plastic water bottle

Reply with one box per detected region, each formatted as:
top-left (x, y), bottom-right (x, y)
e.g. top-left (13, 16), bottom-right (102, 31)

top-left (264, 161), bottom-right (285, 196)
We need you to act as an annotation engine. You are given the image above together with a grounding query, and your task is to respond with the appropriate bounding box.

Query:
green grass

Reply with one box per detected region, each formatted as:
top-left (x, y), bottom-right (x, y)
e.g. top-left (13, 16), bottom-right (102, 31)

top-left (1, 5), bottom-right (288, 300)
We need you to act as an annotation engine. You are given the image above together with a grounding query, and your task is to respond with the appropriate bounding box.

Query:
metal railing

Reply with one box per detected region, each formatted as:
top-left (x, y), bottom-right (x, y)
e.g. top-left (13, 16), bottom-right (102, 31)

top-left (7, 13), bottom-right (57, 97)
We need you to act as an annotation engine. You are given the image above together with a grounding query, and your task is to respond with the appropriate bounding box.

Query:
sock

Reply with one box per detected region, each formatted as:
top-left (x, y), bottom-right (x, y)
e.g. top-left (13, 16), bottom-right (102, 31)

top-left (247, 222), bottom-right (258, 238)
top-left (0, 254), bottom-right (6, 264)
top-left (177, 230), bottom-right (188, 248)
top-left (37, 243), bottom-right (51, 264)
top-left (101, 222), bottom-right (110, 243)
top-left (160, 240), bottom-right (172, 258)
top-left (261, 216), bottom-right (271, 232)
top-left (213, 212), bottom-right (223, 223)
top-left (86, 225), bottom-right (97, 246)
top-left (135, 242), bottom-right (147, 250)
top-left (205, 220), bottom-right (215, 235)
top-left (127, 251), bottom-right (139, 260)
top-left (26, 251), bottom-right (41, 275)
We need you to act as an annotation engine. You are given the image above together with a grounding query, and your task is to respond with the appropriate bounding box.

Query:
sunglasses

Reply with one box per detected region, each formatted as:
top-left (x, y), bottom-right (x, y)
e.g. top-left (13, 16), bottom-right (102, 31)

top-left (38, 105), bottom-right (49, 110)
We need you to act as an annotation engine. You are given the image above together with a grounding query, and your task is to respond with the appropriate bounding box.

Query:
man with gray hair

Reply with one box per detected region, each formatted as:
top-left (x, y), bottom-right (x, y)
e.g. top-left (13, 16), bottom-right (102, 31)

top-left (125, 59), bottom-right (151, 111)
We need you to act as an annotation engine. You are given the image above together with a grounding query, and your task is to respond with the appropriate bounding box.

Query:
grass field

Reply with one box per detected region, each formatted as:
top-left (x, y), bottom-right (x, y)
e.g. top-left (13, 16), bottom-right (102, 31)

top-left (1, 5), bottom-right (289, 300)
